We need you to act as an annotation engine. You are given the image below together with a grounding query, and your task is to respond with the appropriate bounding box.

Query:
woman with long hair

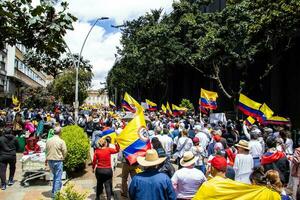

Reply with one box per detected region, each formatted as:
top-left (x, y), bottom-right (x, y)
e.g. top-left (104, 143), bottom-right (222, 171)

top-left (92, 138), bottom-right (119, 200)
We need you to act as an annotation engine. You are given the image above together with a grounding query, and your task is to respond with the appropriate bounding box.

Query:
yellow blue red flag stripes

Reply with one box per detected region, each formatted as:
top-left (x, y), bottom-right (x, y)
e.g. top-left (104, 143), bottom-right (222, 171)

top-left (244, 116), bottom-right (256, 126)
top-left (161, 104), bottom-right (166, 113)
top-left (257, 103), bottom-right (274, 123)
top-left (116, 102), bottom-right (150, 165)
top-left (238, 94), bottom-right (262, 119)
top-left (200, 88), bottom-right (218, 110)
top-left (172, 104), bottom-right (187, 116)
top-left (101, 129), bottom-right (117, 144)
top-left (109, 101), bottom-right (116, 109)
top-left (122, 92), bottom-right (139, 113)
top-left (264, 116), bottom-right (290, 125)
top-left (146, 99), bottom-right (157, 111)
top-left (166, 102), bottom-right (172, 116)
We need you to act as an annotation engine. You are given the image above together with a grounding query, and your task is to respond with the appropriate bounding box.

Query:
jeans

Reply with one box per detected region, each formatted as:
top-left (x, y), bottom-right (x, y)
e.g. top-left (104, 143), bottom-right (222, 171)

top-left (0, 157), bottom-right (16, 185)
top-left (48, 160), bottom-right (63, 198)
top-left (95, 168), bottom-right (113, 200)
top-left (253, 157), bottom-right (261, 168)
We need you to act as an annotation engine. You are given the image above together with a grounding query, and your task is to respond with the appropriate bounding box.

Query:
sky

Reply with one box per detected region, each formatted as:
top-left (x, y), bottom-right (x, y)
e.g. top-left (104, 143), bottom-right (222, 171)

top-left (63, 0), bottom-right (174, 89)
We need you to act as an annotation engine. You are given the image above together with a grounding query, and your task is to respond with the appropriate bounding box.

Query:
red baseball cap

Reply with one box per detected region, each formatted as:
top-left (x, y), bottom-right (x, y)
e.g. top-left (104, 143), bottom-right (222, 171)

top-left (192, 137), bottom-right (200, 144)
top-left (209, 156), bottom-right (227, 171)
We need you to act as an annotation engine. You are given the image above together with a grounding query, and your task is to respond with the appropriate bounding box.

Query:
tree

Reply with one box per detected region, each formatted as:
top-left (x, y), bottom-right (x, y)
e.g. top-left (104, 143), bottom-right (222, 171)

top-left (21, 87), bottom-right (55, 109)
top-left (180, 98), bottom-right (194, 111)
top-left (24, 53), bottom-right (93, 78)
top-left (49, 69), bottom-right (93, 105)
top-left (0, 0), bottom-right (76, 58)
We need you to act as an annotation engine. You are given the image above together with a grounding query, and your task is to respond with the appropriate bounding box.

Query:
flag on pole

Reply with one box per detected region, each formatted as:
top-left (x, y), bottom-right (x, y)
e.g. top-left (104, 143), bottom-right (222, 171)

top-left (244, 116), bottom-right (256, 126)
top-left (257, 103), bottom-right (274, 123)
top-left (145, 99), bottom-right (157, 111)
top-left (263, 116), bottom-right (290, 125)
top-left (166, 102), bottom-right (173, 116)
top-left (238, 94), bottom-right (262, 119)
top-left (109, 101), bottom-right (116, 109)
top-left (161, 104), bottom-right (167, 113)
top-left (172, 104), bottom-right (187, 116)
top-left (200, 88), bottom-right (218, 110)
top-left (121, 92), bottom-right (140, 113)
top-left (116, 101), bottom-right (151, 165)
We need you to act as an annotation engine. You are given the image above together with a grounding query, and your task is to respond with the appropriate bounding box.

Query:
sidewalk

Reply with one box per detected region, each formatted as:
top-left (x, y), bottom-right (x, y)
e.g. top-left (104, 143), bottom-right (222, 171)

top-left (0, 153), bottom-right (128, 200)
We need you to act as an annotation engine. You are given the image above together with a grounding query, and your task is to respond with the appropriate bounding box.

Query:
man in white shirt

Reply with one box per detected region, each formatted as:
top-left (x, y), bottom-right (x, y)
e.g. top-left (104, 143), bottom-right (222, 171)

top-left (194, 126), bottom-right (210, 150)
top-left (156, 128), bottom-right (173, 157)
top-left (172, 151), bottom-right (206, 199)
top-left (248, 132), bottom-right (263, 168)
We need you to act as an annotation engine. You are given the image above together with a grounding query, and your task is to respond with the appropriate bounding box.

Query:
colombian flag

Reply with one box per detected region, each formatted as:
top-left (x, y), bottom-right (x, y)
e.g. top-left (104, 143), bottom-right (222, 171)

top-left (200, 88), bottom-right (218, 110)
top-left (101, 129), bottom-right (117, 144)
top-left (238, 94), bottom-right (262, 119)
top-left (172, 104), bottom-right (187, 116)
top-left (116, 102), bottom-right (150, 165)
top-left (161, 104), bottom-right (167, 113)
top-left (199, 105), bottom-right (208, 114)
top-left (109, 101), bottom-right (116, 109)
top-left (146, 99), bottom-right (157, 111)
top-left (264, 116), bottom-right (290, 125)
top-left (257, 103), bottom-right (274, 123)
top-left (122, 92), bottom-right (139, 113)
top-left (166, 102), bottom-right (173, 116)
top-left (244, 116), bottom-right (256, 126)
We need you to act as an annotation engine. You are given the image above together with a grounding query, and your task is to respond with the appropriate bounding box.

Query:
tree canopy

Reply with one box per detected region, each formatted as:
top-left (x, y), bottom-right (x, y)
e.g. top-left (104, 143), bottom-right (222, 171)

top-left (107, 0), bottom-right (300, 103)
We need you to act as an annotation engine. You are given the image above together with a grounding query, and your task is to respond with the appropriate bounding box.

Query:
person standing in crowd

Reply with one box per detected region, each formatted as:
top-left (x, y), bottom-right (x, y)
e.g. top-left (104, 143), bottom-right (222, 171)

top-left (35, 114), bottom-right (44, 138)
top-left (156, 128), bottom-right (173, 158)
top-left (0, 128), bottom-right (19, 190)
top-left (92, 138), bottom-right (119, 200)
top-left (291, 145), bottom-right (300, 199)
top-left (248, 131), bottom-right (263, 168)
top-left (191, 137), bottom-right (207, 174)
top-left (12, 112), bottom-right (23, 136)
top-left (194, 126), bottom-right (210, 151)
top-left (174, 130), bottom-right (193, 169)
top-left (233, 140), bottom-right (253, 184)
top-left (129, 149), bottom-right (176, 200)
top-left (45, 127), bottom-right (67, 198)
top-left (172, 151), bottom-right (206, 199)
top-left (265, 170), bottom-right (291, 200)
top-left (261, 136), bottom-right (290, 186)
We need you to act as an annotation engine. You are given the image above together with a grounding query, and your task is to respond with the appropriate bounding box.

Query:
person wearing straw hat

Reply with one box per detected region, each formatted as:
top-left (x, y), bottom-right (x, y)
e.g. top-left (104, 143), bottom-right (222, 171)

top-left (171, 151), bottom-right (206, 200)
top-left (129, 149), bottom-right (176, 200)
top-left (233, 140), bottom-right (254, 184)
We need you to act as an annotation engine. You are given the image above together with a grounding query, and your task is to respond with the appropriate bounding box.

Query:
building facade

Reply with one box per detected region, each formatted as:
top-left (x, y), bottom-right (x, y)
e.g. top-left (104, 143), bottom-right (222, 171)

top-left (84, 90), bottom-right (109, 107)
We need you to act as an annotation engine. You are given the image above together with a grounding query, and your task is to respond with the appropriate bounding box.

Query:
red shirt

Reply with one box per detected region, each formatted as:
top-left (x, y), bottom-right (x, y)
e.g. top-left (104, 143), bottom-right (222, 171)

top-left (93, 144), bottom-right (120, 169)
top-left (23, 144), bottom-right (41, 155)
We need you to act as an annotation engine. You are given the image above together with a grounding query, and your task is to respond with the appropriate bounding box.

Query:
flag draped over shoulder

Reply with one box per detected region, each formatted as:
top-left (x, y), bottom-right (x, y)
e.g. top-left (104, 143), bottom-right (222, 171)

top-left (238, 94), bottom-right (262, 119)
top-left (200, 88), bottom-right (218, 110)
top-left (172, 104), bottom-right (187, 116)
top-left (193, 176), bottom-right (280, 200)
top-left (116, 101), bottom-right (150, 165)
top-left (121, 92), bottom-right (139, 113)
top-left (257, 103), bottom-right (274, 123)
top-left (244, 116), bottom-right (256, 126)
top-left (264, 116), bottom-right (290, 125)
top-left (109, 101), bottom-right (116, 109)
top-left (145, 99), bottom-right (157, 111)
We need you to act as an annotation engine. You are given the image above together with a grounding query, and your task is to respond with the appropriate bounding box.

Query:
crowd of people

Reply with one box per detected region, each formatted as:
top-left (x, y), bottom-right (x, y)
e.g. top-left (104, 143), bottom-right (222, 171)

top-left (1, 106), bottom-right (300, 200)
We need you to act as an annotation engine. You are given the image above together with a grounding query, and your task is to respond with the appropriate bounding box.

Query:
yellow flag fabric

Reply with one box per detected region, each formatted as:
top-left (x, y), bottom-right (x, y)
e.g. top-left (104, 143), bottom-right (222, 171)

top-left (259, 103), bottom-right (274, 119)
top-left (193, 176), bottom-right (280, 200)
top-left (166, 102), bottom-right (172, 115)
top-left (124, 92), bottom-right (139, 107)
top-left (244, 116), bottom-right (256, 125)
top-left (12, 95), bottom-right (20, 106)
top-left (172, 104), bottom-right (187, 111)
top-left (200, 88), bottom-right (218, 101)
top-left (109, 100), bottom-right (116, 107)
top-left (161, 104), bottom-right (166, 113)
top-left (145, 99), bottom-right (157, 107)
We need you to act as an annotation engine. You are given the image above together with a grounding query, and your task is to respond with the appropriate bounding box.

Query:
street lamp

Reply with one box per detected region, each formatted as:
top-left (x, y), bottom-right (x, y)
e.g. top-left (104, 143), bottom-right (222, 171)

top-left (74, 17), bottom-right (109, 124)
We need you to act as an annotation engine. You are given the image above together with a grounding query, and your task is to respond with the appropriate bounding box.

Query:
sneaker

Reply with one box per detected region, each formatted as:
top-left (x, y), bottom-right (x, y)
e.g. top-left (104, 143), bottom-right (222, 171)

top-left (8, 180), bottom-right (14, 186)
top-left (1, 184), bottom-right (6, 190)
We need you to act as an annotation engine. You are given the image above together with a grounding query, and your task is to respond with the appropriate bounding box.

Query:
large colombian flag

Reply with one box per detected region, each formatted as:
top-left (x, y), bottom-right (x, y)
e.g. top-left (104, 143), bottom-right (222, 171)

top-left (116, 101), bottom-right (151, 165)
top-left (238, 94), bottom-right (262, 119)
top-left (200, 88), bottom-right (218, 110)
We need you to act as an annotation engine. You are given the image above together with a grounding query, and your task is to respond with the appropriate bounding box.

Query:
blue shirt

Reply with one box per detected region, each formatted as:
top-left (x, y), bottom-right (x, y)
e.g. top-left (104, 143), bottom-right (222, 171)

top-left (129, 170), bottom-right (176, 200)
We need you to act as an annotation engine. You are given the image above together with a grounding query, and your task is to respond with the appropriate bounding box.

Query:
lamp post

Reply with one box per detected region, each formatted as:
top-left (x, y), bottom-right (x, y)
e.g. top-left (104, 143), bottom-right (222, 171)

top-left (74, 17), bottom-right (109, 124)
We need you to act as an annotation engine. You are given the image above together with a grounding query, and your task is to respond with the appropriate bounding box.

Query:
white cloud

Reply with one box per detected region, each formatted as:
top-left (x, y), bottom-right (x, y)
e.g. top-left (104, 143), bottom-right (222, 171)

top-left (64, 0), bottom-right (174, 89)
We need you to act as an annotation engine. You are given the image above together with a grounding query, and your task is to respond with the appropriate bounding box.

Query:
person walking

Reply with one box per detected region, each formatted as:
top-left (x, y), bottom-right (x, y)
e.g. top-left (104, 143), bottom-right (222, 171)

top-left (92, 138), bottom-right (120, 200)
top-left (0, 128), bottom-right (19, 190)
top-left (172, 151), bottom-right (206, 199)
top-left (233, 140), bottom-right (253, 184)
top-left (129, 149), bottom-right (176, 200)
top-left (45, 127), bottom-right (67, 198)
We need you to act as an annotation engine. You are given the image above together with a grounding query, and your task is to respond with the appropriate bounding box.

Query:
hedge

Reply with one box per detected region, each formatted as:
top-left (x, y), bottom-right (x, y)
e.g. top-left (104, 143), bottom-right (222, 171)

top-left (61, 125), bottom-right (90, 172)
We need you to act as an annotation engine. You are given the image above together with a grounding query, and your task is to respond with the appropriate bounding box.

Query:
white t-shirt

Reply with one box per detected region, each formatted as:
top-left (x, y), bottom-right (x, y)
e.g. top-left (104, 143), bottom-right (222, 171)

top-left (195, 132), bottom-right (210, 149)
top-left (285, 138), bottom-right (294, 155)
top-left (191, 146), bottom-right (205, 166)
top-left (249, 140), bottom-right (263, 158)
top-left (171, 167), bottom-right (206, 199)
top-left (156, 134), bottom-right (173, 156)
top-left (233, 154), bottom-right (253, 184)
top-left (176, 137), bottom-right (193, 158)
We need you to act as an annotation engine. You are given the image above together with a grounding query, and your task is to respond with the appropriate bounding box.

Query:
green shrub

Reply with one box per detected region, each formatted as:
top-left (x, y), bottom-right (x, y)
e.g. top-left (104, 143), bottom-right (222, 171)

top-left (61, 125), bottom-right (90, 172)
top-left (55, 182), bottom-right (88, 200)
top-left (180, 98), bottom-right (194, 111)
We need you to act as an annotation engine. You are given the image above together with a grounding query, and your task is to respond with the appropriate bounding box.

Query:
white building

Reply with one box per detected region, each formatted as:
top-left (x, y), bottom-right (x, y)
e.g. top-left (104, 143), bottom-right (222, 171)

top-left (84, 90), bottom-right (109, 107)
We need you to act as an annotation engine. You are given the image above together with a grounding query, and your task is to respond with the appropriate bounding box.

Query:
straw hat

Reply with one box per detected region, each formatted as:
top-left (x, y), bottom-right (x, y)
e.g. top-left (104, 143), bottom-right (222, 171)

top-left (137, 149), bottom-right (166, 167)
top-left (180, 151), bottom-right (198, 167)
top-left (235, 140), bottom-right (249, 150)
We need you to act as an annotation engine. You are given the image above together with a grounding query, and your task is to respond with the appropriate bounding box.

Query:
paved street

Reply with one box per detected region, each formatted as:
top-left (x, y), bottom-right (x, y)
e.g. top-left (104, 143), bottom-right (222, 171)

top-left (0, 153), bottom-right (127, 200)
